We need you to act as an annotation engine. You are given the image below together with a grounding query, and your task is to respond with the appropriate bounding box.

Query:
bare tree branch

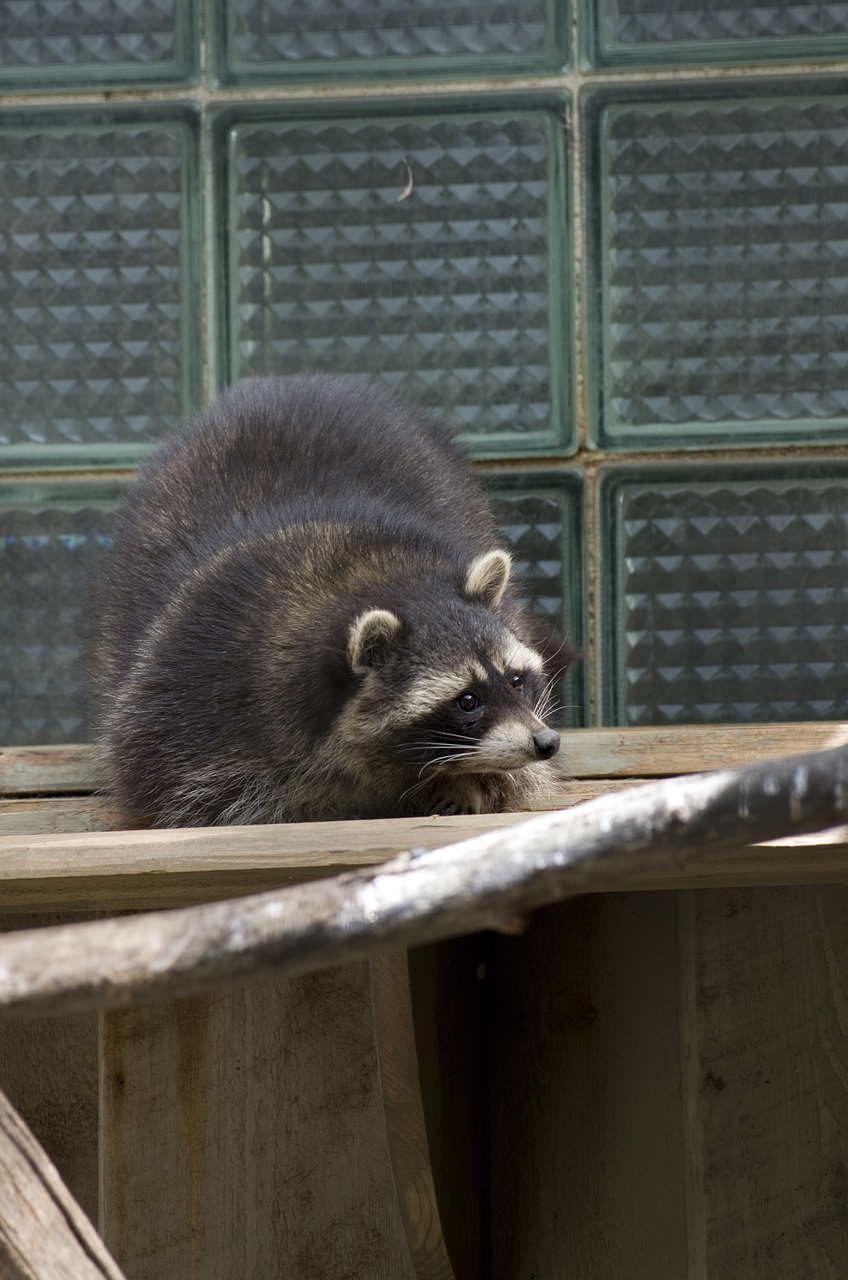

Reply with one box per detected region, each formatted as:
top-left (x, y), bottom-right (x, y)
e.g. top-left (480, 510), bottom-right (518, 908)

top-left (1, 744), bottom-right (847, 1021)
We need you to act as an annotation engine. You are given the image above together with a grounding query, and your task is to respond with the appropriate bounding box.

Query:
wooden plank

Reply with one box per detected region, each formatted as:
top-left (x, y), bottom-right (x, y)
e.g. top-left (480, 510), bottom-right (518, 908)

top-left (0, 799), bottom-right (129, 837)
top-left (1, 816), bottom-right (847, 911)
top-left (487, 895), bottom-right (689, 1278)
top-left (0, 745), bottom-right (95, 797)
top-left (3, 724), bottom-right (847, 797)
top-left (101, 966), bottom-right (415, 1280)
top-left (0, 783), bottom-right (634, 838)
top-left (565, 722), bottom-right (848, 778)
top-left (407, 938), bottom-right (488, 1280)
top-left (0, 914), bottom-right (100, 1225)
top-left (691, 886), bottom-right (848, 1277)
top-left (370, 952), bottom-right (457, 1280)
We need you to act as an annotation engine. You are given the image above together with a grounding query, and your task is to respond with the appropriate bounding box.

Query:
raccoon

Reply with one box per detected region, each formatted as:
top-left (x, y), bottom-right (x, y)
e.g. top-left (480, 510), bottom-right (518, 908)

top-left (93, 375), bottom-right (567, 827)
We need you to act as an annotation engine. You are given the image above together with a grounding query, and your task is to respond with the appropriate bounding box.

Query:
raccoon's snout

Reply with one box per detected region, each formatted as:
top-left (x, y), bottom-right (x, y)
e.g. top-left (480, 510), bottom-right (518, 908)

top-left (532, 727), bottom-right (560, 761)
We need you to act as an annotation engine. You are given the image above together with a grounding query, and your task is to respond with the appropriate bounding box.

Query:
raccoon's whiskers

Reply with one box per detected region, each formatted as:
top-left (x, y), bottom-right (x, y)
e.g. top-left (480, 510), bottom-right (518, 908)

top-left (397, 749), bottom-right (476, 806)
top-left (394, 738), bottom-right (478, 760)
top-left (395, 731), bottom-right (479, 749)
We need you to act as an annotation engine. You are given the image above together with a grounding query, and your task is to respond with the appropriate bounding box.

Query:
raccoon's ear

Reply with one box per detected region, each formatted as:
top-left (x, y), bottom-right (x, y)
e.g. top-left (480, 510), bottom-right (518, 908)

top-left (348, 609), bottom-right (402, 674)
top-left (465, 549), bottom-right (511, 608)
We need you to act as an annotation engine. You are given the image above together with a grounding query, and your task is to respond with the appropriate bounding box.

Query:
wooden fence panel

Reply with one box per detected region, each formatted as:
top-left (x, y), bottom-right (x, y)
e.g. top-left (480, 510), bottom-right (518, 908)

top-left (0, 913), bottom-right (99, 1226)
top-left (100, 962), bottom-right (415, 1280)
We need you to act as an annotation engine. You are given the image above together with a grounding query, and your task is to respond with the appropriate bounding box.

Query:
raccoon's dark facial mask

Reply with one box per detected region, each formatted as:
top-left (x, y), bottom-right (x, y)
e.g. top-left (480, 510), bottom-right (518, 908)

top-left (392, 654), bottom-right (560, 774)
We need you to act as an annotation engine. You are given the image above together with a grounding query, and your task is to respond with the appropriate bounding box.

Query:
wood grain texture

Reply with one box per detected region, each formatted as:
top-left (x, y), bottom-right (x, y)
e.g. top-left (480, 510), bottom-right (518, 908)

top-left (0, 1084), bottom-right (125, 1280)
top-left (0, 914), bottom-right (100, 1225)
top-left (0, 800), bottom-right (134, 837)
top-left (487, 895), bottom-right (689, 1279)
top-left (407, 938), bottom-right (488, 1280)
top-left (370, 952), bottom-right (456, 1280)
top-left (101, 966), bottom-right (415, 1280)
top-left (0, 746), bottom-right (95, 797)
top-left (692, 885), bottom-right (848, 1277)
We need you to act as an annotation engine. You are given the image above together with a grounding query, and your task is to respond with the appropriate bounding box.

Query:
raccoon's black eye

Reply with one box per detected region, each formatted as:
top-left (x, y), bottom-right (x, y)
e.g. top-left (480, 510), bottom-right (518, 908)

top-left (510, 672), bottom-right (525, 690)
top-left (457, 691), bottom-right (479, 713)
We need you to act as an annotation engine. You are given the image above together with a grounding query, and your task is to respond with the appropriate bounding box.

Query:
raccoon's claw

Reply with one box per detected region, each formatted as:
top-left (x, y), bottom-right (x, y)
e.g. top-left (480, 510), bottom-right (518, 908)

top-left (430, 798), bottom-right (463, 817)
top-left (429, 783), bottom-right (485, 817)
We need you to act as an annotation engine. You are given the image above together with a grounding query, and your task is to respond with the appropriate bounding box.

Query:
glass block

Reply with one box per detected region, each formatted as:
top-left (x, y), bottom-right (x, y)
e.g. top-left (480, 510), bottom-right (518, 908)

top-left (211, 0), bottom-right (565, 86)
top-left (0, 480), bottom-right (125, 746)
top-left (584, 84), bottom-right (848, 451)
top-left (583, 0), bottom-right (848, 69)
top-left (213, 99), bottom-right (573, 458)
top-left (488, 468), bottom-right (586, 726)
top-left (0, 0), bottom-right (198, 91)
top-left (0, 108), bottom-right (203, 470)
top-left (599, 463), bottom-right (848, 725)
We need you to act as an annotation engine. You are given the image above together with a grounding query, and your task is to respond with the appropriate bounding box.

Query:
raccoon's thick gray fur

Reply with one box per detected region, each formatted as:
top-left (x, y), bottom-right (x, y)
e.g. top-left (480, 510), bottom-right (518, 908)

top-left (93, 375), bottom-right (565, 827)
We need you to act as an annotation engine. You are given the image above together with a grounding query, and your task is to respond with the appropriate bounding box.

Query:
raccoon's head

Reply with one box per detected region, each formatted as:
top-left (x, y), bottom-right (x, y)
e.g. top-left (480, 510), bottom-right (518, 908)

top-left (343, 549), bottom-right (561, 803)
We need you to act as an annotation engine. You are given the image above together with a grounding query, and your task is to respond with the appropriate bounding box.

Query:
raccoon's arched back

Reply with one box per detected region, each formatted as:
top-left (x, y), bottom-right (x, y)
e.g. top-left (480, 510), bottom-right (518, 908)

top-left (128, 375), bottom-right (497, 559)
top-left (94, 376), bottom-right (502, 688)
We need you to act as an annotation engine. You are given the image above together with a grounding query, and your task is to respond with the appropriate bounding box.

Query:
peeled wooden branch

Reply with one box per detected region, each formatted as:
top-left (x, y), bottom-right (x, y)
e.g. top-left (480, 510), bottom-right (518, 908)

top-left (1, 744), bottom-right (848, 1020)
top-left (0, 1086), bottom-right (126, 1279)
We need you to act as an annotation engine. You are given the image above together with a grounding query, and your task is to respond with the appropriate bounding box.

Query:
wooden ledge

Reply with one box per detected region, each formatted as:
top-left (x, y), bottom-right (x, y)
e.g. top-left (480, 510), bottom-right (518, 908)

top-left (2, 724), bottom-right (848, 910)
top-left (4, 724), bottom-right (848, 798)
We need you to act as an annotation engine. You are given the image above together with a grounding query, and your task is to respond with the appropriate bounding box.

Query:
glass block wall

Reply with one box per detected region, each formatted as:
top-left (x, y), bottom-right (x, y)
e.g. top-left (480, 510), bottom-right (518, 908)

top-left (4, 0), bottom-right (848, 743)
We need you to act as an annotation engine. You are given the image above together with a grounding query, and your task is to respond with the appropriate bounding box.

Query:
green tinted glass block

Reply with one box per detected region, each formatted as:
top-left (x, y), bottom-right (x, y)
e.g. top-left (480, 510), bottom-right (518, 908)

top-left (584, 84), bottom-right (848, 451)
top-left (488, 468), bottom-right (586, 726)
top-left (0, 108), bottom-right (202, 470)
top-left (599, 463), bottom-right (848, 725)
top-left (0, 480), bottom-right (125, 746)
top-left (213, 99), bottom-right (573, 458)
top-left (211, 0), bottom-right (565, 86)
top-left (584, 0), bottom-right (848, 69)
top-left (0, 0), bottom-right (198, 91)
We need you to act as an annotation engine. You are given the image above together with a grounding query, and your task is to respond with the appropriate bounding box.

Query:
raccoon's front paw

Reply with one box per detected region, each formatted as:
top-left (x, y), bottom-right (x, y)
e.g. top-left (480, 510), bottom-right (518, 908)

top-left (429, 780), bottom-right (485, 817)
top-left (430, 797), bottom-right (465, 817)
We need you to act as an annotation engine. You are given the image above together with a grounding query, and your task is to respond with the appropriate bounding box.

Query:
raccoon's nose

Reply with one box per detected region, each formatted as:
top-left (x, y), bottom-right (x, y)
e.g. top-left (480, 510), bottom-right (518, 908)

top-left (532, 728), bottom-right (560, 760)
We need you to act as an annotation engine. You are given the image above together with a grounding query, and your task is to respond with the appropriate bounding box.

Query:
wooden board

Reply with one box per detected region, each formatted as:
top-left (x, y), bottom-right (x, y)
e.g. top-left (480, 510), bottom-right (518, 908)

top-left (4, 724), bottom-right (848, 797)
top-left (0, 745), bottom-right (95, 797)
top-left (0, 913), bottom-right (100, 1226)
top-left (1, 814), bottom-right (847, 911)
top-left (100, 964), bottom-right (415, 1280)
top-left (487, 894), bottom-right (689, 1279)
top-left (688, 885), bottom-right (848, 1277)
top-left (485, 885), bottom-right (848, 1279)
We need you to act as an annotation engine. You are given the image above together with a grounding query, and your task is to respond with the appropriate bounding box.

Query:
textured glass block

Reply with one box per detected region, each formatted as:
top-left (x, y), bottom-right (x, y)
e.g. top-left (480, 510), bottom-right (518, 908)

top-left (0, 109), bottom-right (202, 470)
top-left (211, 0), bottom-right (565, 86)
top-left (599, 464), bottom-right (848, 725)
top-left (214, 101), bottom-right (572, 457)
top-left (584, 86), bottom-right (848, 451)
top-left (0, 0), bottom-right (198, 90)
top-left (584, 0), bottom-right (848, 69)
top-left (0, 481), bottom-right (124, 746)
top-left (488, 468), bottom-right (585, 726)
